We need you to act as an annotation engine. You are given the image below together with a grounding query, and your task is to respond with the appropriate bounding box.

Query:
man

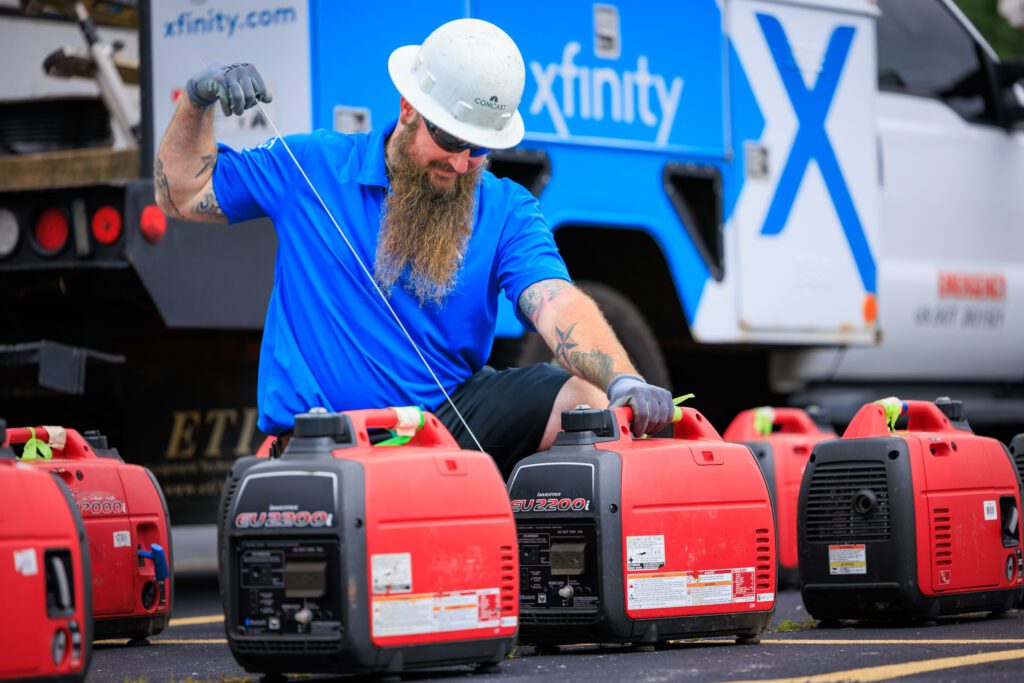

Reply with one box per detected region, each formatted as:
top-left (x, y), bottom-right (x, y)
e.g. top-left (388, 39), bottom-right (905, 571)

top-left (155, 18), bottom-right (673, 474)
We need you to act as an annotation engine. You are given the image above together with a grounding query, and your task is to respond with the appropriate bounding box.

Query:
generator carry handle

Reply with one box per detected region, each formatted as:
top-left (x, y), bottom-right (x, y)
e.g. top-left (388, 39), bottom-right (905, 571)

top-left (346, 407), bottom-right (461, 449)
top-left (723, 407), bottom-right (823, 441)
top-left (842, 398), bottom-right (960, 438)
top-left (4, 425), bottom-right (94, 460)
top-left (614, 406), bottom-right (723, 442)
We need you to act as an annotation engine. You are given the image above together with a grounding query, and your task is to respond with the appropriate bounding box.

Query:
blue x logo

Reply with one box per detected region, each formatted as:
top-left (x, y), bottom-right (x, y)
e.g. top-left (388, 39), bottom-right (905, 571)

top-left (757, 13), bottom-right (876, 295)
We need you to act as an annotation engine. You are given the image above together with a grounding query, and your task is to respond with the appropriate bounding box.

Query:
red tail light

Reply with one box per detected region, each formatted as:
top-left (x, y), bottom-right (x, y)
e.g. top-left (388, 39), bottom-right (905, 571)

top-left (139, 204), bottom-right (167, 244)
top-left (34, 207), bottom-right (69, 255)
top-left (91, 205), bottom-right (122, 245)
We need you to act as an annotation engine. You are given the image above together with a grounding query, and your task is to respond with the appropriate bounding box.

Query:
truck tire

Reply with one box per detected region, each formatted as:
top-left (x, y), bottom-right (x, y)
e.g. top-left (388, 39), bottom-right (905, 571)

top-left (516, 281), bottom-right (672, 391)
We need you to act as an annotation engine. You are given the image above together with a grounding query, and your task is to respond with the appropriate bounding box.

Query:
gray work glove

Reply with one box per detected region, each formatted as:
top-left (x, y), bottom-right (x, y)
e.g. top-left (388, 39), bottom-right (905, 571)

top-left (607, 373), bottom-right (674, 438)
top-left (186, 62), bottom-right (272, 116)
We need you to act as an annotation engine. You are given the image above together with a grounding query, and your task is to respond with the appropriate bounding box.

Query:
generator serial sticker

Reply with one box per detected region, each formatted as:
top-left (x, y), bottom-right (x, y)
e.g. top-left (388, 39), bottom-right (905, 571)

top-left (626, 535), bottom-right (666, 571)
top-left (112, 531), bottom-right (131, 548)
top-left (626, 567), bottom-right (755, 610)
top-left (829, 544), bottom-right (867, 575)
top-left (984, 500), bottom-right (998, 521)
top-left (372, 588), bottom-right (502, 637)
top-left (372, 553), bottom-right (412, 594)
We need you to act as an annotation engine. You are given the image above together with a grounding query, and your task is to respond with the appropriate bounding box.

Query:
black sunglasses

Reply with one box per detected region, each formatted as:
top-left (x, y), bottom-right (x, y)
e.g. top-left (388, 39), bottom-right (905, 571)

top-left (423, 117), bottom-right (491, 157)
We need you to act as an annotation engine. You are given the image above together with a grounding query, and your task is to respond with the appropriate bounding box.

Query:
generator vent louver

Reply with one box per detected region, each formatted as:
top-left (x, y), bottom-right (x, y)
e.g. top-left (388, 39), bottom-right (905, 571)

top-left (755, 528), bottom-right (773, 591)
top-left (500, 545), bottom-right (516, 614)
top-left (519, 612), bottom-right (600, 625)
top-left (932, 507), bottom-right (952, 567)
top-left (1013, 450), bottom-right (1024, 487)
top-left (805, 461), bottom-right (891, 541)
top-left (233, 637), bottom-right (341, 654)
top-left (220, 475), bottom-right (240, 539)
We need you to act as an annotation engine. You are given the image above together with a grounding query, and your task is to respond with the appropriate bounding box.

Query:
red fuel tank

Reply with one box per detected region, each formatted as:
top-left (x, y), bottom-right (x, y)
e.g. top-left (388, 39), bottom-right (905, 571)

top-left (724, 407), bottom-right (836, 586)
top-left (5, 425), bottom-right (172, 641)
top-left (1, 422), bottom-right (92, 681)
top-left (798, 398), bottom-right (1024, 621)
top-left (510, 406), bottom-right (777, 646)
top-left (220, 407), bottom-right (518, 676)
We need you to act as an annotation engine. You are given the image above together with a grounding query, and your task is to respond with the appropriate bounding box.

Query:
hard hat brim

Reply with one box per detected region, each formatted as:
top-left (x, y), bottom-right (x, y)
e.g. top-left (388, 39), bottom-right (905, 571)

top-left (388, 45), bottom-right (525, 150)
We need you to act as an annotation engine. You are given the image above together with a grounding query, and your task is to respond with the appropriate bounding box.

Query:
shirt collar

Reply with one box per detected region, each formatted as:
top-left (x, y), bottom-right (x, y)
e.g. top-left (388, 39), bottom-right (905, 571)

top-left (356, 118), bottom-right (398, 188)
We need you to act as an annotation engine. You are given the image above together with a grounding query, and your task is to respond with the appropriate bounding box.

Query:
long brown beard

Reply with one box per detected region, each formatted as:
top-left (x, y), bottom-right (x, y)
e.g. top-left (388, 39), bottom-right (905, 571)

top-left (375, 116), bottom-right (482, 306)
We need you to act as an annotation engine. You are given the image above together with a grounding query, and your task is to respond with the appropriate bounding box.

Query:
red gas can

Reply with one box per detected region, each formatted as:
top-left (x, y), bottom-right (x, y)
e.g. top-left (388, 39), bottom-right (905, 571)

top-left (5, 425), bottom-right (172, 641)
top-left (1, 420), bottom-right (92, 680)
top-left (510, 406), bottom-right (777, 647)
top-left (220, 408), bottom-right (518, 676)
top-left (798, 398), bottom-right (1024, 621)
top-left (724, 407), bottom-right (835, 586)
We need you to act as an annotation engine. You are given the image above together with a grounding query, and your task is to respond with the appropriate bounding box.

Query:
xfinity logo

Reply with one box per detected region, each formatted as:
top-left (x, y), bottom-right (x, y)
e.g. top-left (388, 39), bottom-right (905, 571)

top-left (529, 41), bottom-right (684, 146)
top-left (476, 95), bottom-right (507, 110)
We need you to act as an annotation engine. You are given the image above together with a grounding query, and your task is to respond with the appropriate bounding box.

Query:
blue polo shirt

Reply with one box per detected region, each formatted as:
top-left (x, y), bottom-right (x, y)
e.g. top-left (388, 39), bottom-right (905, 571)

top-left (212, 120), bottom-right (570, 434)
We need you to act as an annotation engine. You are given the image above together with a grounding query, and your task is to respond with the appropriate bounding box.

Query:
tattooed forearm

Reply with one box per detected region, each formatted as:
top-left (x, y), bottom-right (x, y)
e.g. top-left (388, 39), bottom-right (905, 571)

top-left (567, 349), bottom-right (617, 389)
top-left (153, 158), bottom-right (182, 217)
top-left (519, 279), bottom-right (571, 326)
top-left (553, 322), bottom-right (579, 367)
top-left (193, 153), bottom-right (218, 178)
top-left (192, 190), bottom-right (226, 221)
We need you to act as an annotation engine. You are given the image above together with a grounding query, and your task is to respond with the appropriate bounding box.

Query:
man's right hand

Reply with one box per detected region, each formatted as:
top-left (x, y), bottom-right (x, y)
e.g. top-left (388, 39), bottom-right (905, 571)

top-left (186, 63), bottom-right (272, 116)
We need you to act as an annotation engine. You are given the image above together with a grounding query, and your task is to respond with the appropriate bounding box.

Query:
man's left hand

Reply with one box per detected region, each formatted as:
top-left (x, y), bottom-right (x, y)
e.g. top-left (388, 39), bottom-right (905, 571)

top-left (606, 374), bottom-right (674, 437)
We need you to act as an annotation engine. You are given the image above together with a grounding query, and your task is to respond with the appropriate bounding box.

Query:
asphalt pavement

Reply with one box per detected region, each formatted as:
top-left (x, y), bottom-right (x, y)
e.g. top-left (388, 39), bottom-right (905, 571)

top-left (87, 577), bottom-right (1024, 683)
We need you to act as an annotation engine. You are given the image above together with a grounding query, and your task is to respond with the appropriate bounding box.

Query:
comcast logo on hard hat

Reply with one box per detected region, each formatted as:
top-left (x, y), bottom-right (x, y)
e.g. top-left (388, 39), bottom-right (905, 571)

top-left (475, 95), bottom-right (508, 111)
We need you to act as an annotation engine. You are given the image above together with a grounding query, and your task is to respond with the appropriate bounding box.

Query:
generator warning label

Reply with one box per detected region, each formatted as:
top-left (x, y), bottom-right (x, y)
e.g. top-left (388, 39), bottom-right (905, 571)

top-left (372, 553), bottom-right (412, 594)
top-left (829, 544), bottom-right (867, 575)
top-left (627, 535), bottom-right (666, 570)
top-left (372, 588), bottom-right (502, 638)
top-left (627, 567), bottom-right (755, 610)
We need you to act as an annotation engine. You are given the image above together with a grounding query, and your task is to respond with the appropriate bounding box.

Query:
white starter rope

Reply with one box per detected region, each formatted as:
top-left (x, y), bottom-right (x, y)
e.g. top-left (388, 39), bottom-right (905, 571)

top-left (254, 102), bottom-right (484, 452)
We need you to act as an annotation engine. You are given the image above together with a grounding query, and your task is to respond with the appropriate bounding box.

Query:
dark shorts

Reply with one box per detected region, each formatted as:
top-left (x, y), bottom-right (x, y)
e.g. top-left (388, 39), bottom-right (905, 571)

top-left (433, 364), bottom-right (572, 477)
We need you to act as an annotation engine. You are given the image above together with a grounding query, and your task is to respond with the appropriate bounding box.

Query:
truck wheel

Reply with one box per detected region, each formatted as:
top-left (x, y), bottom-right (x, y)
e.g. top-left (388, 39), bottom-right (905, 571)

top-left (516, 281), bottom-right (671, 391)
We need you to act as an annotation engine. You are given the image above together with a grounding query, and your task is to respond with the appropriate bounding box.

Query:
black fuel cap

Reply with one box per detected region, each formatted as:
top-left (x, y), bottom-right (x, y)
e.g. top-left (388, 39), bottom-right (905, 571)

top-left (934, 396), bottom-right (965, 422)
top-left (294, 407), bottom-right (348, 439)
top-left (561, 407), bottom-right (615, 436)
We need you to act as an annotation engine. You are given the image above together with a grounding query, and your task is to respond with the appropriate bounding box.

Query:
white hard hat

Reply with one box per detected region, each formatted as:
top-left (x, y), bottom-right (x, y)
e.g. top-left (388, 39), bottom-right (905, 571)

top-left (388, 18), bottom-right (526, 150)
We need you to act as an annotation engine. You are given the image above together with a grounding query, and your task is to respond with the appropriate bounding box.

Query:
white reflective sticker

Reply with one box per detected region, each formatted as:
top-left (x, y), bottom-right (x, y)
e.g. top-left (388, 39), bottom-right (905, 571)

top-left (14, 548), bottom-right (39, 576)
top-left (501, 616), bottom-right (518, 628)
top-left (984, 500), bottom-right (998, 521)
top-left (113, 530), bottom-right (131, 548)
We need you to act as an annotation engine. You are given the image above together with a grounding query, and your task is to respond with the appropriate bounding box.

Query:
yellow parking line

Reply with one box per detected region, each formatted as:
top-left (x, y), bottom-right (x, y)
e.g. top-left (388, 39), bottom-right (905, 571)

top-left (168, 614), bottom-right (224, 627)
top-left (95, 638), bottom-right (228, 645)
top-left (727, 648), bottom-right (1024, 683)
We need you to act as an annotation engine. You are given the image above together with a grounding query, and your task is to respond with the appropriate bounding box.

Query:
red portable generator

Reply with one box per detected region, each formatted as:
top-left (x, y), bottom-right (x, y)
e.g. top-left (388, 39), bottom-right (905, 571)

top-left (1, 420), bottom-right (92, 681)
top-left (219, 407), bottom-right (518, 676)
top-left (510, 406), bottom-right (776, 647)
top-left (798, 398), bottom-right (1024, 621)
top-left (6, 425), bottom-right (172, 641)
top-left (724, 407), bottom-right (836, 587)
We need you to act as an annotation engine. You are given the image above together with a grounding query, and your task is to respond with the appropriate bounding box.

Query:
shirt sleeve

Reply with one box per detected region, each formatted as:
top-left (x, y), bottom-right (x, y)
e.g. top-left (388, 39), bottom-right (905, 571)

top-left (212, 132), bottom-right (316, 224)
top-left (496, 183), bottom-right (572, 331)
